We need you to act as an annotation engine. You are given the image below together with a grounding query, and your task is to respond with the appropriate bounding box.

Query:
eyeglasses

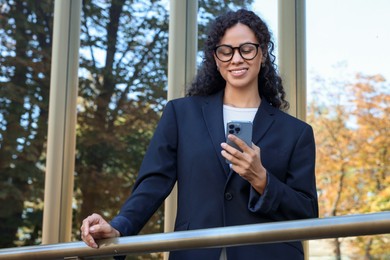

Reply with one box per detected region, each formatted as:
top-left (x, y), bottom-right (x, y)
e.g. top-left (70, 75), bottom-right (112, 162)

top-left (214, 43), bottom-right (260, 62)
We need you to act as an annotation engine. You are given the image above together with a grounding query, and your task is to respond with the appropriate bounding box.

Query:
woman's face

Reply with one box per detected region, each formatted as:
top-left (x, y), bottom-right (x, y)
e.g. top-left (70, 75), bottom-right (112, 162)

top-left (214, 23), bottom-right (264, 91)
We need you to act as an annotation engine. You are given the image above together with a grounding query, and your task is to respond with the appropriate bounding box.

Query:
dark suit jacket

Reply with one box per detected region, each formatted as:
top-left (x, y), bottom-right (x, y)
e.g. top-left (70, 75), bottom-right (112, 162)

top-left (111, 90), bottom-right (318, 260)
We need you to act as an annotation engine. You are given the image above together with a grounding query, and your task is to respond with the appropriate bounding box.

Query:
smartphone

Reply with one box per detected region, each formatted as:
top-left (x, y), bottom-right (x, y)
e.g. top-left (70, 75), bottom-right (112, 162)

top-left (225, 121), bottom-right (253, 163)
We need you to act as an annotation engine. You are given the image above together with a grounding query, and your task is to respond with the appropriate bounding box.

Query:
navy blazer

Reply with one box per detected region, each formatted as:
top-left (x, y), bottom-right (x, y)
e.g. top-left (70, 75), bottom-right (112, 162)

top-left (111, 90), bottom-right (318, 260)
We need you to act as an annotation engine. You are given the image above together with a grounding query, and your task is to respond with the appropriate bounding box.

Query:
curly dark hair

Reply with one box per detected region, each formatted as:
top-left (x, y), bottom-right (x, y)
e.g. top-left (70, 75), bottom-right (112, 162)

top-left (186, 9), bottom-right (289, 110)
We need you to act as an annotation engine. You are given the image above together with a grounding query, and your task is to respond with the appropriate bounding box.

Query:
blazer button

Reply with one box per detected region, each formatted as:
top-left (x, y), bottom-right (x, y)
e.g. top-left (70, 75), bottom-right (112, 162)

top-left (225, 192), bottom-right (233, 201)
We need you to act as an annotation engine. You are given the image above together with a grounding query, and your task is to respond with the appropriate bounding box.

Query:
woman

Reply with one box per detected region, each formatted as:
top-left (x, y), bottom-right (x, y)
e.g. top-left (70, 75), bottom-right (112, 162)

top-left (81, 9), bottom-right (318, 260)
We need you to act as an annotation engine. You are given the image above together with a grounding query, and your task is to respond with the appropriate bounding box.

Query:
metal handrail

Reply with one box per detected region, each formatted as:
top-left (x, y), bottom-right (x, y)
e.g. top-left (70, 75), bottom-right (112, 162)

top-left (0, 212), bottom-right (389, 259)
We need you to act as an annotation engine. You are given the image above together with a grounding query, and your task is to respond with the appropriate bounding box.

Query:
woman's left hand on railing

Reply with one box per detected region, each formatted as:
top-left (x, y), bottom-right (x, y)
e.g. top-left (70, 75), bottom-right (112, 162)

top-left (80, 213), bottom-right (120, 249)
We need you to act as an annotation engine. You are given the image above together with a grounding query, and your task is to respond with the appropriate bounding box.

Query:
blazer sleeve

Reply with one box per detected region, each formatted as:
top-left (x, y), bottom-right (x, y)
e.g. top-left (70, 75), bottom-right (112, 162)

top-left (248, 124), bottom-right (319, 220)
top-left (110, 101), bottom-right (178, 236)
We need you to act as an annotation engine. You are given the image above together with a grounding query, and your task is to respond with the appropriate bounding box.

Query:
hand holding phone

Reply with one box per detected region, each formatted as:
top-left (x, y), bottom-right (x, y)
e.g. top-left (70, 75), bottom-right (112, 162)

top-left (225, 121), bottom-right (253, 163)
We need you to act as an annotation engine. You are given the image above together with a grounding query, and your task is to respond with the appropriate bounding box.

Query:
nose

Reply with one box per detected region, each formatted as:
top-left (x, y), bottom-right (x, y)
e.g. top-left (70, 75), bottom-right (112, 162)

top-left (231, 49), bottom-right (243, 63)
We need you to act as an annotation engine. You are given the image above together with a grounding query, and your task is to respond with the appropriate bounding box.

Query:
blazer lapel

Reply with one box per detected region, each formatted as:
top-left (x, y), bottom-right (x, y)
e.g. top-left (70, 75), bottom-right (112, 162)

top-left (202, 91), bottom-right (231, 175)
top-left (252, 100), bottom-right (276, 145)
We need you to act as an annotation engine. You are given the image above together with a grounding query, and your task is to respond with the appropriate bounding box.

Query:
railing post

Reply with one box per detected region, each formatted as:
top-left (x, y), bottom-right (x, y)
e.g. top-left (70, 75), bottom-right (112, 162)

top-left (278, 0), bottom-right (306, 120)
top-left (42, 0), bottom-right (82, 244)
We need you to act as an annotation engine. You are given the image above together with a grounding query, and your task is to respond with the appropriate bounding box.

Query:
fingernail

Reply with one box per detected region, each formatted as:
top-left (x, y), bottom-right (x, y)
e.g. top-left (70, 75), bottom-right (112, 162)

top-left (90, 227), bottom-right (95, 232)
top-left (90, 240), bottom-right (97, 248)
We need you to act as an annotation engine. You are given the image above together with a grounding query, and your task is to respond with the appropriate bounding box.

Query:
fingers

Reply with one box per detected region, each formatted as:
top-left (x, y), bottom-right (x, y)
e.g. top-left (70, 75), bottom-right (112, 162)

top-left (221, 134), bottom-right (253, 162)
top-left (83, 233), bottom-right (99, 249)
top-left (81, 213), bottom-right (102, 237)
top-left (221, 136), bottom-right (262, 172)
top-left (80, 213), bottom-right (121, 249)
top-left (221, 139), bottom-right (267, 193)
top-left (228, 134), bottom-right (250, 152)
top-left (80, 213), bottom-right (104, 249)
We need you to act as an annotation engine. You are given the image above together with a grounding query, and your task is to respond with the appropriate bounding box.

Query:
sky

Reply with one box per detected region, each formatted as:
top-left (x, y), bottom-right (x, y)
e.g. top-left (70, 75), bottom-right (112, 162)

top-left (253, 0), bottom-right (390, 87)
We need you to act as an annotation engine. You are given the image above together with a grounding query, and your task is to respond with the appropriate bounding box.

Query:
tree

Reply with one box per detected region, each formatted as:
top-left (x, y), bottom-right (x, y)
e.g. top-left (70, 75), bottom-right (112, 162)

top-left (347, 74), bottom-right (389, 259)
top-left (0, 0), bottom-right (54, 246)
top-left (307, 73), bottom-right (389, 259)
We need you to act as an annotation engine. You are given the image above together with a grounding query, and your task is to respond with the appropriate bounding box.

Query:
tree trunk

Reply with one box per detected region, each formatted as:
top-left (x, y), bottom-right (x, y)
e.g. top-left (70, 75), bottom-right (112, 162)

top-left (333, 238), bottom-right (342, 260)
top-left (364, 238), bottom-right (373, 260)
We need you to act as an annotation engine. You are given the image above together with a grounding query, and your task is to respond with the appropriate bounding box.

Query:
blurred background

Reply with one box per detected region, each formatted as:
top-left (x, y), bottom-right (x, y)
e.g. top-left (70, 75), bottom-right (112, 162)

top-left (0, 0), bottom-right (388, 259)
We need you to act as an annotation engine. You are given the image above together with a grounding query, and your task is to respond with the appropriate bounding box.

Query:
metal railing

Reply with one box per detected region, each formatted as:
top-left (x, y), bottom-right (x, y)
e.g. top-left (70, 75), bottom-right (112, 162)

top-left (0, 211), bottom-right (389, 259)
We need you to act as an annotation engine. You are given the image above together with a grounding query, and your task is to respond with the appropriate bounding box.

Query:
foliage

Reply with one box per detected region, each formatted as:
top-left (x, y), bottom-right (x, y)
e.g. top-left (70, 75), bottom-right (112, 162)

top-left (0, 0), bottom-right (53, 246)
top-left (307, 73), bottom-right (389, 259)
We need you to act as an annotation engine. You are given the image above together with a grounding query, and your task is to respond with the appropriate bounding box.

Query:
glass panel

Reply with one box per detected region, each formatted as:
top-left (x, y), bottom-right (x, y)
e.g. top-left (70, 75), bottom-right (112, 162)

top-left (254, 0), bottom-right (389, 258)
top-left (0, 0), bottom-right (54, 247)
top-left (74, 0), bottom-right (170, 238)
top-left (75, 1), bottom-right (254, 259)
top-left (306, 0), bottom-right (390, 258)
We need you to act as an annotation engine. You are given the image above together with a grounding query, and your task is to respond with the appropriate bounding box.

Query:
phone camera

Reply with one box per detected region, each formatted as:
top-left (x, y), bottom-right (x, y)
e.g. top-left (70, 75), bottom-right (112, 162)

top-left (235, 127), bottom-right (241, 133)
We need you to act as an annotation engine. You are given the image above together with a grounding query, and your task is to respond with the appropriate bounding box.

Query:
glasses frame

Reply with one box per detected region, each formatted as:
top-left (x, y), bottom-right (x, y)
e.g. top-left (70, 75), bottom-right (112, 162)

top-left (214, 43), bottom-right (260, 62)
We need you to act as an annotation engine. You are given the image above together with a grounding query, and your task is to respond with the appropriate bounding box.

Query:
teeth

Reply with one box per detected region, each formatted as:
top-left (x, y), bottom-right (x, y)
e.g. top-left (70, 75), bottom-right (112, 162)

top-left (231, 69), bottom-right (246, 75)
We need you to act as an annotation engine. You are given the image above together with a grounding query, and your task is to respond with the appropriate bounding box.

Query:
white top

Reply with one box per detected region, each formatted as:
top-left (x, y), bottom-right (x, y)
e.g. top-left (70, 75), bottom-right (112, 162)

top-left (223, 105), bottom-right (258, 133)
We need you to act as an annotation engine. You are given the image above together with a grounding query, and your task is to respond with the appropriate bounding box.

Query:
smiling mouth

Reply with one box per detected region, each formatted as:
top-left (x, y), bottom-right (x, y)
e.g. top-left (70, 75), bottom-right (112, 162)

top-left (229, 68), bottom-right (248, 76)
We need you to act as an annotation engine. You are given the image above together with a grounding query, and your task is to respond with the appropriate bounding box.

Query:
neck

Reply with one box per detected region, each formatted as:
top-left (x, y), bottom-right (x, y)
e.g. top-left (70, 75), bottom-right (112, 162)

top-left (223, 88), bottom-right (261, 108)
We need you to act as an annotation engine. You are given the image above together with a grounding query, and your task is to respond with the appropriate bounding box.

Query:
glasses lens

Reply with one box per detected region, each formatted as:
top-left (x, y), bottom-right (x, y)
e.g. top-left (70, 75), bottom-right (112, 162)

top-left (239, 43), bottom-right (258, 60)
top-left (215, 43), bottom-right (259, 62)
top-left (215, 45), bottom-right (233, 62)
